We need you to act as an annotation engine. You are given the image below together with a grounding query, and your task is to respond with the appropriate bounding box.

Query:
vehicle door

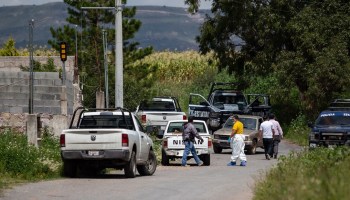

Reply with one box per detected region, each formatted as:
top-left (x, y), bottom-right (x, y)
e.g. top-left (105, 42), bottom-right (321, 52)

top-left (189, 93), bottom-right (212, 121)
top-left (134, 115), bottom-right (150, 161)
top-left (246, 94), bottom-right (272, 117)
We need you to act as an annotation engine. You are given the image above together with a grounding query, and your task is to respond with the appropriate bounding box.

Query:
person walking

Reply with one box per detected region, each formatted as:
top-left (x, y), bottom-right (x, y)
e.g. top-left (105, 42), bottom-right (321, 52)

top-left (181, 116), bottom-right (204, 167)
top-left (227, 115), bottom-right (247, 166)
top-left (269, 113), bottom-right (283, 159)
top-left (259, 116), bottom-right (275, 160)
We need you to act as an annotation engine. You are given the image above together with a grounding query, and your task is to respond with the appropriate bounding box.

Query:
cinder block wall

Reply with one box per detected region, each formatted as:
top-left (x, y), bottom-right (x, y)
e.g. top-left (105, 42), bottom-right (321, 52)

top-left (0, 56), bottom-right (79, 114)
top-left (0, 56), bottom-right (82, 135)
top-left (0, 71), bottom-right (78, 114)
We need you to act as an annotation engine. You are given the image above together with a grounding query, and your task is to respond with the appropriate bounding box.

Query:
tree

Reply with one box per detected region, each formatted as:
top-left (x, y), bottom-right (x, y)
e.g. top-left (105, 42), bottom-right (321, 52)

top-left (189, 0), bottom-right (350, 117)
top-left (48, 0), bottom-right (154, 109)
top-left (0, 37), bottom-right (19, 56)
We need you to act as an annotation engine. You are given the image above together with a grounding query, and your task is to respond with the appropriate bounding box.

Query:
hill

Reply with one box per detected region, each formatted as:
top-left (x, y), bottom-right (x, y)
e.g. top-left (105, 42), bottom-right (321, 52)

top-left (0, 2), bottom-right (210, 51)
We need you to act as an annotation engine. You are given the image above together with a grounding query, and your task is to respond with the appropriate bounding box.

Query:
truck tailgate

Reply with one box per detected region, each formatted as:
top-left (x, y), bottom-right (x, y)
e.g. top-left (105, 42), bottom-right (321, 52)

top-left (62, 129), bottom-right (124, 150)
top-left (166, 135), bottom-right (209, 149)
top-left (144, 112), bottom-right (185, 127)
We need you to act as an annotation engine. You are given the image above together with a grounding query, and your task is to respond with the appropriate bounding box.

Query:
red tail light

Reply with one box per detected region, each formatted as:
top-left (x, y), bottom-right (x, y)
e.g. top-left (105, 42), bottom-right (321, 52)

top-left (183, 115), bottom-right (187, 120)
top-left (208, 138), bottom-right (212, 147)
top-left (141, 115), bottom-right (146, 123)
top-left (122, 134), bottom-right (129, 147)
top-left (60, 134), bottom-right (65, 147)
top-left (163, 140), bottom-right (168, 148)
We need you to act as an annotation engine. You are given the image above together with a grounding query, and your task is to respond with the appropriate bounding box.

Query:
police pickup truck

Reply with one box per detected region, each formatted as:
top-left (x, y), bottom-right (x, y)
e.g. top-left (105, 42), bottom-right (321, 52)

top-left (60, 107), bottom-right (157, 178)
top-left (189, 82), bottom-right (271, 132)
top-left (161, 120), bottom-right (212, 166)
top-left (308, 99), bottom-right (350, 148)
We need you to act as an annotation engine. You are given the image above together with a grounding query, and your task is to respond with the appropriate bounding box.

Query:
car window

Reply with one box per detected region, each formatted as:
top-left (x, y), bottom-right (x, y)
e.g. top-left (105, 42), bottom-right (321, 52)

top-left (79, 115), bottom-right (134, 130)
top-left (140, 100), bottom-right (175, 111)
top-left (223, 117), bottom-right (256, 130)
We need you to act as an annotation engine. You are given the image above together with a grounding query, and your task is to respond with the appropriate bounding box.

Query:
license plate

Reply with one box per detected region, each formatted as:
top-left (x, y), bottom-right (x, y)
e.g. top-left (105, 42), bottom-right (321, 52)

top-left (88, 151), bottom-right (99, 156)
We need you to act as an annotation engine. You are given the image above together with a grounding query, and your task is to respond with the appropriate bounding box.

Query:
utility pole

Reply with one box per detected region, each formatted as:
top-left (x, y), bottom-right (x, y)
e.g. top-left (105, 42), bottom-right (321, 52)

top-left (28, 19), bottom-right (34, 114)
top-left (74, 25), bottom-right (78, 84)
top-left (102, 29), bottom-right (109, 108)
top-left (82, 0), bottom-right (123, 108)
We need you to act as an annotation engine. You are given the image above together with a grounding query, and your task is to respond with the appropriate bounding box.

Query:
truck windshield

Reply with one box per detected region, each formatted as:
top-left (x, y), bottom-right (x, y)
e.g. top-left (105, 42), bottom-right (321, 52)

top-left (140, 101), bottom-right (175, 111)
top-left (212, 95), bottom-right (246, 111)
top-left (315, 114), bottom-right (350, 126)
top-left (79, 115), bottom-right (134, 129)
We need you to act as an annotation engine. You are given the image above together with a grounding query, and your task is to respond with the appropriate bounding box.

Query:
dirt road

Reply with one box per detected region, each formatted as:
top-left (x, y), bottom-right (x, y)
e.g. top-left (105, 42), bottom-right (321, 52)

top-left (1, 140), bottom-right (301, 200)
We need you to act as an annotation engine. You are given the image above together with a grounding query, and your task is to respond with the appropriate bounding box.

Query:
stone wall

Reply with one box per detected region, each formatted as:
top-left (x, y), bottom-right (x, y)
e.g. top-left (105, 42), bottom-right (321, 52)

top-left (0, 112), bottom-right (69, 137)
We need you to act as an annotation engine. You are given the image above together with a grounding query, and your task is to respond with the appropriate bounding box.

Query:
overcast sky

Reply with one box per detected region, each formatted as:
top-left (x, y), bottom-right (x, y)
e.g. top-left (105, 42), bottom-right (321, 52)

top-left (0, 0), bottom-right (212, 9)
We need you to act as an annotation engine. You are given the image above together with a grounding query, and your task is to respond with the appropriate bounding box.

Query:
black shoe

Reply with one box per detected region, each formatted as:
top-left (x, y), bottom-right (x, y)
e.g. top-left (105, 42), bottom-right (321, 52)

top-left (265, 154), bottom-right (270, 160)
top-left (274, 154), bottom-right (277, 159)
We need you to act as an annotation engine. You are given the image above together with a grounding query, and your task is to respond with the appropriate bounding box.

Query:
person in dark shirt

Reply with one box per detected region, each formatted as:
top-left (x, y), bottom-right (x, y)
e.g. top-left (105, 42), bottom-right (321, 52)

top-left (181, 116), bottom-right (204, 166)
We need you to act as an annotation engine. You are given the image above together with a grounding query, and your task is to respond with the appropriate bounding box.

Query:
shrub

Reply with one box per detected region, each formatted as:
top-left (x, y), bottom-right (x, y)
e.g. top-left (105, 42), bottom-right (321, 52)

top-left (0, 128), bottom-right (61, 182)
top-left (284, 114), bottom-right (309, 146)
top-left (253, 147), bottom-right (350, 200)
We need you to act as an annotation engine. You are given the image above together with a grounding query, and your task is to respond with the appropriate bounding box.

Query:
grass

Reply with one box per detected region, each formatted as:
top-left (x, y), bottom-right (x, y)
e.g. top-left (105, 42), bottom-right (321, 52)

top-left (283, 114), bottom-right (309, 146)
top-left (253, 114), bottom-right (350, 200)
top-left (253, 147), bottom-right (350, 200)
top-left (0, 128), bottom-right (61, 195)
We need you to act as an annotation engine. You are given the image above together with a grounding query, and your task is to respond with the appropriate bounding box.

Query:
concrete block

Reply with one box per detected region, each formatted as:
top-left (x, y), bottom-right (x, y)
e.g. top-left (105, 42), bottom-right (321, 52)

top-left (0, 105), bottom-right (10, 112)
top-left (9, 106), bottom-right (23, 113)
top-left (96, 91), bottom-right (105, 108)
top-left (26, 114), bottom-right (38, 147)
top-left (35, 107), bottom-right (53, 114)
top-left (51, 107), bottom-right (62, 115)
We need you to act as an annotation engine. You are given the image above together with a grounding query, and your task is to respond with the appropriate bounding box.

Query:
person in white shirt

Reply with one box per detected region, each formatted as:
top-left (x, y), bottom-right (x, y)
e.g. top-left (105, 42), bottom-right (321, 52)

top-left (259, 116), bottom-right (275, 160)
top-left (269, 113), bottom-right (283, 159)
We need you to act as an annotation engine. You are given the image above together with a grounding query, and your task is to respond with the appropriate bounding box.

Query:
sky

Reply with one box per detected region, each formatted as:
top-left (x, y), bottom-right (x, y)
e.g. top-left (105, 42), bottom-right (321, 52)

top-left (0, 0), bottom-right (212, 9)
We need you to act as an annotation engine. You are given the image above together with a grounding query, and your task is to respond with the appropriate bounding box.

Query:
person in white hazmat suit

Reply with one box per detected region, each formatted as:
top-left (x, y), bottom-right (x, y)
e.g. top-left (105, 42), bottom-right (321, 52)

top-left (227, 115), bottom-right (247, 166)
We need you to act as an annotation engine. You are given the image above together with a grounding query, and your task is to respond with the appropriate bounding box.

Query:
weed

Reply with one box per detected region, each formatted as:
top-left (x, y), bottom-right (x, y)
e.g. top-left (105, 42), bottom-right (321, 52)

top-left (253, 147), bottom-right (350, 200)
top-left (0, 128), bottom-right (61, 193)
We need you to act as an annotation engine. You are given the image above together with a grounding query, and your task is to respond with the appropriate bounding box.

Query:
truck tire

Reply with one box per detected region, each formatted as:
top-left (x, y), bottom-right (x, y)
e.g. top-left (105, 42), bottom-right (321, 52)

top-left (137, 150), bottom-right (157, 176)
top-left (161, 149), bottom-right (169, 166)
top-left (213, 144), bottom-right (222, 154)
top-left (124, 151), bottom-right (137, 178)
top-left (202, 154), bottom-right (210, 166)
top-left (63, 160), bottom-right (77, 178)
top-left (247, 140), bottom-right (257, 155)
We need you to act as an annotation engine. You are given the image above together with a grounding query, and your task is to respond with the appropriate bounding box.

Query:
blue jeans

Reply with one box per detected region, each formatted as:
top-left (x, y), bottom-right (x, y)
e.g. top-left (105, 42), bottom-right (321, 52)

top-left (182, 140), bottom-right (201, 166)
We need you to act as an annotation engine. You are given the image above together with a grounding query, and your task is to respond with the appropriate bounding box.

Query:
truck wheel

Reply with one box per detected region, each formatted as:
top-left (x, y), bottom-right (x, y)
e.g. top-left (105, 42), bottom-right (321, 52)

top-left (202, 154), bottom-right (210, 166)
top-left (161, 150), bottom-right (169, 166)
top-left (247, 140), bottom-right (257, 155)
top-left (63, 160), bottom-right (77, 178)
top-left (137, 150), bottom-right (157, 176)
top-left (213, 144), bottom-right (222, 154)
top-left (124, 151), bottom-right (137, 178)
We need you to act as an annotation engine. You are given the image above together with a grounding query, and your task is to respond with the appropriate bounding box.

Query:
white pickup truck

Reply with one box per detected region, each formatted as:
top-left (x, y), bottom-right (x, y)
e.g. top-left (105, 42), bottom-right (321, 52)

top-left (161, 120), bottom-right (212, 166)
top-left (60, 107), bottom-right (157, 178)
top-left (136, 96), bottom-right (187, 137)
